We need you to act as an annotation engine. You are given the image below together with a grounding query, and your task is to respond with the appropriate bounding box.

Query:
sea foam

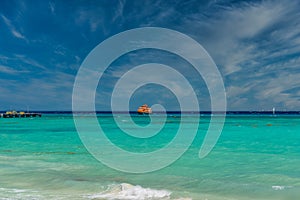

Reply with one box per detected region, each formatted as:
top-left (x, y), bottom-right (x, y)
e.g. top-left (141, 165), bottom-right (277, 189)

top-left (271, 185), bottom-right (292, 190)
top-left (0, 187), bottom-right (42, 200)
top-left (88, 183), bottom-right (173, 200)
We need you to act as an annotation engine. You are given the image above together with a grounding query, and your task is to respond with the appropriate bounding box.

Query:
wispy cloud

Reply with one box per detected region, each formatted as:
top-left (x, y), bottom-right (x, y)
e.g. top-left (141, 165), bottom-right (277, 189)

top-left (0, 70), bottom-right (75, 110)
top-left (175, 0), bottom-right (300, 110)
top-left (75, 8), bottom-right (104, 33)
top-left (0, 65), bottom-right (28, 75)
top-left (14, 54), bottom-right (47, 70)
top-left (112, 0), bottom-right (126, 22)
top-left (188, 1), bottom-right (298, 75)
top-left (1, 14), bottom-right (26, 40)
top-left (49, 1), bottom-right (55, 14)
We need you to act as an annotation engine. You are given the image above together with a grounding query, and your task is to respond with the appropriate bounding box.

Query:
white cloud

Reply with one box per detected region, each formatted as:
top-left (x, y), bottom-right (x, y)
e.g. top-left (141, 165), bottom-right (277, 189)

top-left (0, 65), bottom-right (21, 75)
top-left (14, 54), bottom-right (47, 70)
top-left (80, 0), bottom-right (300, 110)
top-left (1, 14), bottom-right (26, 39)
top-left (182, 0), bottom-right (300, 110)
top-left (112, 0), bottom-right (126, 22)
top-left (49, 1), bottom-right (55, 14)
top-left (75, 9), bottom-right (104, 33)
top-left (0, 70), bottom-right (75, 110)
top-left (109, 64), bottom-right (199, 111)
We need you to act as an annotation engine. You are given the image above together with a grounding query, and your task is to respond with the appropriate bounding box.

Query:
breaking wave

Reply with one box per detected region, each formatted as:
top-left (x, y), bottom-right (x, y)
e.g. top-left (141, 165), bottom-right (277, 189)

top-left (87, 183), bottom-right (191, 200)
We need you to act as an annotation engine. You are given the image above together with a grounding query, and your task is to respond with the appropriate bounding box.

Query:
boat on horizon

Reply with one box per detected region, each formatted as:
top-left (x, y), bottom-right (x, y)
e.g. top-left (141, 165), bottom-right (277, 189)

top-left (137, 104), bottom-right (152, 115)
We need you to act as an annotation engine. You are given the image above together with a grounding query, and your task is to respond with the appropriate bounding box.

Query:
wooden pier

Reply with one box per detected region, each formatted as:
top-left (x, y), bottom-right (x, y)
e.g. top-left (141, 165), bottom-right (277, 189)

top-left (0, 111), bottom-right (42, 118)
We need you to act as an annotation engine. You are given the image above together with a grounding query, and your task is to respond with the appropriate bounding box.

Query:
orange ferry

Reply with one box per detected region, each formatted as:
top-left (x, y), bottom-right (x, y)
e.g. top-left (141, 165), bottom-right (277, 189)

top-left (137, 104), bottom-right (152, 115)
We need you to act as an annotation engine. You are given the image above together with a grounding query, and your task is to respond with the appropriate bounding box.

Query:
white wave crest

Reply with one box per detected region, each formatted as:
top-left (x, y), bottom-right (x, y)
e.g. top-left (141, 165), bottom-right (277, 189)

top-left (88, 183), bottom-right (172, 200)
top-left (0, 187), bottom-right (42, 200)
top-left (272, 185), bottom-right (293, 190)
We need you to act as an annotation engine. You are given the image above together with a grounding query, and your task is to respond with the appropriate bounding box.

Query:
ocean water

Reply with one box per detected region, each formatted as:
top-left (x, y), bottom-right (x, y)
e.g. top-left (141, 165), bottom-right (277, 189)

top-left (0, 114), bottom-right (299, 200)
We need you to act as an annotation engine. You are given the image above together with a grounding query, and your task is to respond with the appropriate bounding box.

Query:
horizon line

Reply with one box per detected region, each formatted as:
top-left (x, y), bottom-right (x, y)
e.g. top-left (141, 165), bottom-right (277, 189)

top-left (2, 110), bottom-right (300, 114)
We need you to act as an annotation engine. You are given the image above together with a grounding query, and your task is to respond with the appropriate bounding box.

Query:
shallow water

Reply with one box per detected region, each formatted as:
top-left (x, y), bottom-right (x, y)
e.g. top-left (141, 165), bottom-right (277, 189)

top-left (0, 114), bottom-right (299, 199)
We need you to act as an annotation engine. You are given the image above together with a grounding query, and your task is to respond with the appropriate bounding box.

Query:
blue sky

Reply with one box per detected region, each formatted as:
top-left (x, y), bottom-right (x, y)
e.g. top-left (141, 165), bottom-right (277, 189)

top-left (0, 0), bottom-right (300, 111)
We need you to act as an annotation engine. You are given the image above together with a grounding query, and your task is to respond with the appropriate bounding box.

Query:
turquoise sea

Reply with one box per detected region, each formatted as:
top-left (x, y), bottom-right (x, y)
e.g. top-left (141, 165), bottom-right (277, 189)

top-left (0, 114), bottom-right (299, 200)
